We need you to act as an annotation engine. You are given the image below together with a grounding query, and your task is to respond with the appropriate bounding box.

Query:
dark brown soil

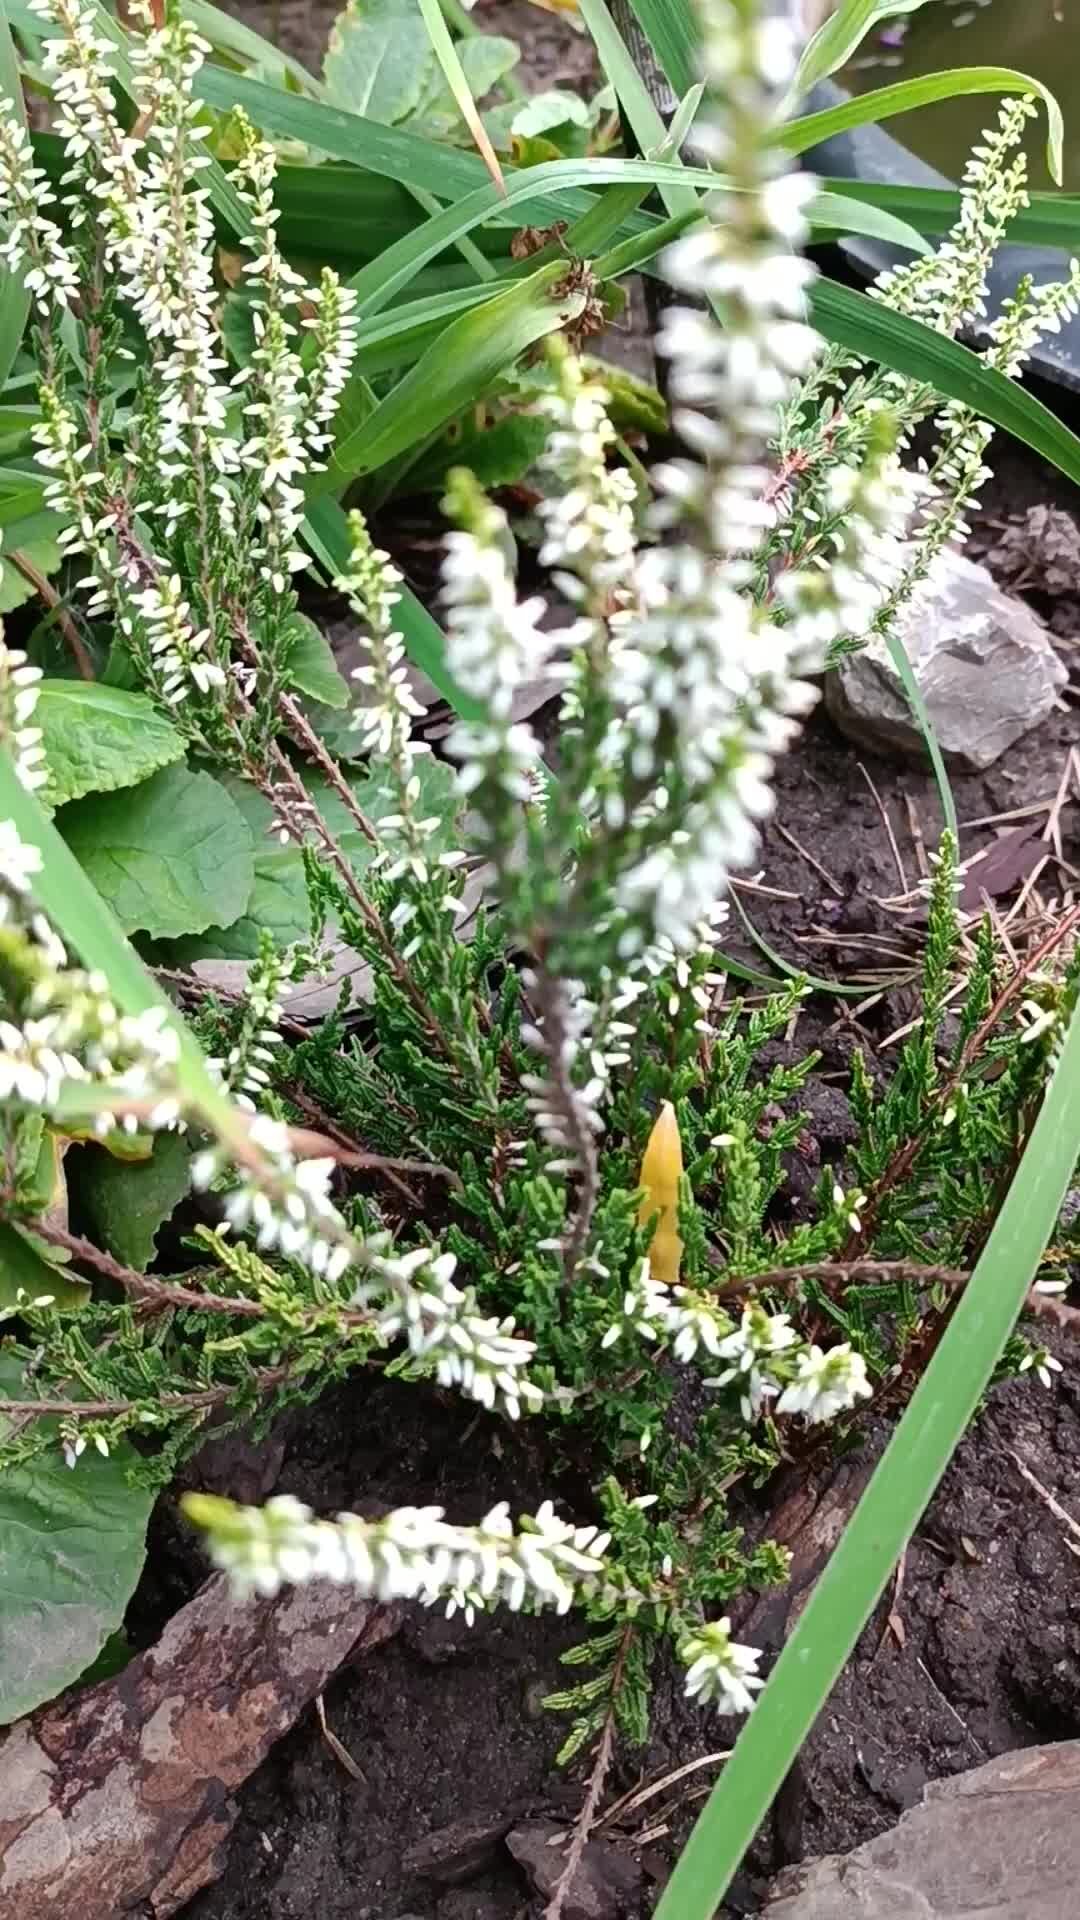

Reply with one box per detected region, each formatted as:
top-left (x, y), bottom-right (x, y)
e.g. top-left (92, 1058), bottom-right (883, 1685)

top-left (163, 6), bottom-right (1080, 1916)
top-left (175, 1333), bottom-right (1080, 1920)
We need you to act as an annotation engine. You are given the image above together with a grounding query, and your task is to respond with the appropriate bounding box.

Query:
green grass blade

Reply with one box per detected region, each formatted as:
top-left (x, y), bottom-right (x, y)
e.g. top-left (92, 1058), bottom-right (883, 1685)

top-left (883, 629), bottom-right (957, 840)
top-left (414, 0), bottom-right (506, 193)
top-left (0, 0), bottom-right (30, 393)
top-left (655, 991), bottom-right (1080, 1920)
top-left (809, 189), bottom-right (927, 254)
top-left (318, 261), bottom-right (583, 487)
top-left (810, 278), bottom-right (1080, 489)
top-left (341, 156), bottom-right (714, 320)
top-left (580, 0), bottom-right (924, 255)
top-left (728, 888), bottom-right (901, 999)
top-left (814, 179), bottom-right (1080, 251)
top-left (787, 0), bottom-right (935, 103)
top-left (778, 68), bottom-right (1065, 186)
top-left (621, 0), bottom-right (697, 97)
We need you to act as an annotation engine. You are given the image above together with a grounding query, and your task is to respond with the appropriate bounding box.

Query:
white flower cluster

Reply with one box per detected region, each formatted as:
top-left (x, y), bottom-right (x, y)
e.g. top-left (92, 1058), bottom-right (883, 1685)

top-left (441, 473), bottom-right (561, 873)
top-left (875, 97), bottom-right (1037, 338)
top-left (191, 1118), bottom-right (544, 1416)
top-left (519, 972), bottom-right (609, 1174)
top-left (0, 638), bottom-right (47, 793)
top-left (187, 1490), bottom-right (610, 1618)
top-left (837, 100), bottom-right (1080, 660)
top-left (189, 1489), bottom-right (773, 1722)
top-left (231, 111), bottom-right (358, 586)
top-left (536, 348), bottom-right (639, 607)
top-left (354, 1247), bottom-right (544, 1420)
top-left (776, 1342), bottom-right (872, 1425)
top-left (681, 1618), bottom-right (765, 1716)
top-left (207, 944), bottom-right (289, 1113)
top-left (0, 0), bottom-right (359, 716)
top-left (0, 92), bottom-right (79, 308)
top-left (0, 821), bottom-right (182, 1126)
top-left (339, 510), bottom-right (429, 763)
top-left (192, 1115), bottom-right (351, 1279)
top-left (603, 1260), bottom-right (873, 1426)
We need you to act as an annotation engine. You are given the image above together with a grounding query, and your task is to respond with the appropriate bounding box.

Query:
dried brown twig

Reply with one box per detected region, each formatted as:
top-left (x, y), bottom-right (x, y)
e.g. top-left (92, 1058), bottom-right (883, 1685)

top-left (720, 1257), bottom-right (1080, 1339)
top-left (544, 1626), bottom-right (634, 1920)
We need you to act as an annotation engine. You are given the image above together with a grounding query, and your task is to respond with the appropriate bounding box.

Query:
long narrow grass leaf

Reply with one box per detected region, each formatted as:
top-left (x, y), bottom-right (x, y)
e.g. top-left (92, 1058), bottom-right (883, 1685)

top-left (655, 992), bottom-right (1080, 1920)
top-left (778, 67), bottom-right (1065, 186)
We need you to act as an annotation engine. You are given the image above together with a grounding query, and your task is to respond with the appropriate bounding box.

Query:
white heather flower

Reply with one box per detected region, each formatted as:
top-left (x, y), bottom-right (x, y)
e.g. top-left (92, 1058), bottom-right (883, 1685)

top-left (186, 1491), bottom-right (613, 1616)
top-left (776, 1342), bottom-right (872, 1425)
top-left (537, 347), bottom-right (639, 607)
top-left (337, 510), bottom-right (428, 760)
top-left (0, 640), bottom-right (47, 792)
top-left (681, 1618), bottom-right (765, 1715)
top-left (1019, 1348), bottom-right (1063, 1392)
top-left (707, 1303), bottom-right (799, 1418)
top-left (355, 1245), bottom-right (544, 1421)
top-left (0, 821), bottom-right (43, 903)
top-left (519, 973), bottom-right (607, 1168)
top-left (602, 1256), bottom-right (671, 1348)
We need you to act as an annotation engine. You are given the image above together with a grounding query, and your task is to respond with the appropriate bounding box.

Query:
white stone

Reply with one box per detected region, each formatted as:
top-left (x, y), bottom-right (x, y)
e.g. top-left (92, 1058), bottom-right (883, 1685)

top-left (826, 549), bottom-right (1067, 771)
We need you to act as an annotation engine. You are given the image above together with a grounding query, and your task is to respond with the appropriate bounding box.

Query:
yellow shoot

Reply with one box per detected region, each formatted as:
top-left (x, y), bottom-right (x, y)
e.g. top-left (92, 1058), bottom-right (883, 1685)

top-left (638, 1100), bottom-right (683, 1284)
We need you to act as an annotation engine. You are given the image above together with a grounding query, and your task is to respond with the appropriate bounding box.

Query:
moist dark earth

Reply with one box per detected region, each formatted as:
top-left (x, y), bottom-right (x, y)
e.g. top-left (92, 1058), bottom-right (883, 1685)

top-left (133, 2), bottom-right (1080, 1914)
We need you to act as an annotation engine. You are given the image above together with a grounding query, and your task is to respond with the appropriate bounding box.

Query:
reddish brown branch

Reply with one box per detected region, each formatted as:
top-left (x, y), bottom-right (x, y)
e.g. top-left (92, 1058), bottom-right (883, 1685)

top-left (725, 1256), bottom-right (1080, 1339)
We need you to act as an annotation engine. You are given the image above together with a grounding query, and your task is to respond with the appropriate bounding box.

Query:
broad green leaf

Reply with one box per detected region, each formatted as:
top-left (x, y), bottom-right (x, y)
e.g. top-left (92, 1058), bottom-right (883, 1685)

top-left (323, 0), bottom-right (434, 124)
top-left (406, 409), bottom-right (549, 495)
top-left (655, 991), bottom-right (1080, 1920)
top-left (319, 261), bottom-right (585, 488)
top-left (166, 775), bottom-right (310, 961)
top-left (35, 682), bottom-right (186, 813)
top-left (0, 532), bottom-right (62, 612)
top-left (282, 612), bottom-right (351, 709)
top-left (787, 0), bottom-right (935, 103)
top-left (0, 1221), bottom-right (88, 1313)
top-left (0, 0), bottom-right (30, 395)
top-left (458, 33), bottom-right (520, 102)
top-left (512, 89), bottom-right (595, 139)
top-left (76, 1129), bottom-right (191, 1269)
top-left (810, 278), bottom-right (1080, 489)
top-left (60, 764), bottom-right (255, 941)
top-left (778, 67), bottom-right (1066, 187)
top-left (410, 36), bottom-right (520, 143)
top-left (0, 1353), bottom-right (155, 1725)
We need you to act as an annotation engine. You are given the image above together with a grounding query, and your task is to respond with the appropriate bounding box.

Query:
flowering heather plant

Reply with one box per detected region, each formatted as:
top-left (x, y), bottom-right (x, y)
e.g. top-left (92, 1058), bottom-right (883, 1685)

top-left (0, 0), bottom-right (1078, 1759)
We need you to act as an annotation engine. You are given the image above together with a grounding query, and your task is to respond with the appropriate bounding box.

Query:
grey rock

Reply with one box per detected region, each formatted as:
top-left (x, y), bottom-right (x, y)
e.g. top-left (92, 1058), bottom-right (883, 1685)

top-left (404, 1809), bottom-right (514, 1885)
top-left (825, 550), bottom-right (1067, 771)
top-left (506, 1819), bottom-right (641, 1920)
top-left (436, 1895), bottom-right (506, 1920)
top-left (764, 1741), bottom-right (1080, 1918)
